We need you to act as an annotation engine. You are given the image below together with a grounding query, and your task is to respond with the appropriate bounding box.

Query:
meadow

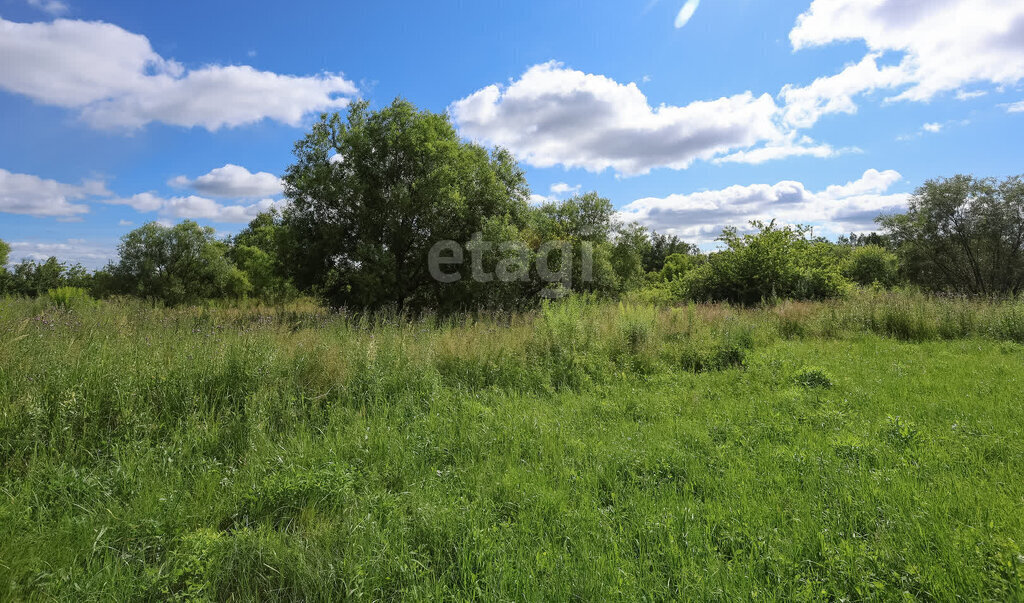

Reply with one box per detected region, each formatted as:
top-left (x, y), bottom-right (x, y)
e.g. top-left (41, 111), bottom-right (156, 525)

top-left (1, 291), bottom-right (1023, 600)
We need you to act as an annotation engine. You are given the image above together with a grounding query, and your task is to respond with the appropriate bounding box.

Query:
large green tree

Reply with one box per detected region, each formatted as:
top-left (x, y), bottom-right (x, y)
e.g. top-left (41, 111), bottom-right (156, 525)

top-left (282, 99), bottom-right (530, 311)
top-left (111, 221), bottom-right (250, 305)
top-left (879, 175), bottom-right (1024, 295)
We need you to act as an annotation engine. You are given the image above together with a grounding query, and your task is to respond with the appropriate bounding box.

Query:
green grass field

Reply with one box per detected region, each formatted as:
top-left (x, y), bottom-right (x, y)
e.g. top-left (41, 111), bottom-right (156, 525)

top-left (1, 294), bottom-right (1023, 600)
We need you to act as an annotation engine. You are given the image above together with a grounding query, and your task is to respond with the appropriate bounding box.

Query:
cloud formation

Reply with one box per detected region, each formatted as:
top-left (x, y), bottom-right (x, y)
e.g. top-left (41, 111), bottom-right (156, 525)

top-left (169, 164), bottom-right (283, 198)
top-left (0, 168), bottom-right (108, 218)
top-left (0, 17), bottom-right (357, 131)
top-left (789, 0), bottom-right (1024, 110)
top-left (451, 62), bottom-right (830, 176)
top-left (617, 169), bottom-right (908, 244)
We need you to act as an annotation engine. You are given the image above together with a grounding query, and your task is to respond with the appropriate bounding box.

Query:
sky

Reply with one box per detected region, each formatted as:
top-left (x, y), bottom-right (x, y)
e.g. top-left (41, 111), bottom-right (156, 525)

top-left (1, 0), bottom-right (1023, 268)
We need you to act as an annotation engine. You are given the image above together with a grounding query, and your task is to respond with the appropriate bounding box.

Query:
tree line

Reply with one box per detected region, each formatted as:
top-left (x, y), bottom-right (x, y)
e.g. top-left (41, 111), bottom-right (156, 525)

top-left (2, 99), bottom-right (1023, 308)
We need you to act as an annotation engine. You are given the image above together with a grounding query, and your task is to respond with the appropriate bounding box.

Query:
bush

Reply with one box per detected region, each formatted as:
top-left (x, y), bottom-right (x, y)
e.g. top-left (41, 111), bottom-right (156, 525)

top-left (842, 245), bottom-right (899, 288)
top-left (681, 222), bottom-right (850, 305)
top-left (794, 367), bottom-right (834, 389)
top-left (46, 286), bottom-right (93, 310)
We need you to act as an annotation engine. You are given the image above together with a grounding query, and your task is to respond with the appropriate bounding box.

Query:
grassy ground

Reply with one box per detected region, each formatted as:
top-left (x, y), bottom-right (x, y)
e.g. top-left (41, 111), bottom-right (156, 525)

top-left (1, 293), bottom-right (1023, 600)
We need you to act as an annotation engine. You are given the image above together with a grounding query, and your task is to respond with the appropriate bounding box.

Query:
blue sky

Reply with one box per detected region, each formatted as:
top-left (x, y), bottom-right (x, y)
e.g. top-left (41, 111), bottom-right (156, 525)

top-left (1, 0), bottom-right (1023, 267)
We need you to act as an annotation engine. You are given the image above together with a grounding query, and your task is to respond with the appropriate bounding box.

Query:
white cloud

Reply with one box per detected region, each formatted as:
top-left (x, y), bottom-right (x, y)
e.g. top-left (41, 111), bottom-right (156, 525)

top-left (118, 219), bottom-right (134, 226)
top-left (675, 0), bottom-right (701, 28)
top-left (1007, 101), bottom-right (1024, 113)
top-left (26, 0), bottom-right (69, 16)
top-left (550, 182), bottom-right (581, 196)
top-left (169, 164), bottom-right (283, 198)
top-left (779, 54), bottom-right (908, 128)
top-left (0, 168), bottom-right (108, 218)
top-left (790, 0), bottom-right (1024, 105)
top-left (922, 122), bottom-right (943, 133)
top-left (955, 90), bottom-right (987, 101)
top-left (713, 133), bottom-right (845, 165)
top-left (451, 61), bottom-right (801, 176)
top-left (0, 16), bottom-right (357, 131)
top-left (161, 195), bottom-right (287, 223)
top-left (617, 169), bottom-right (908, 244)
top-left (102, 192), bottom-right (165, 212)
top-left (7, 239), bottom-right (114, 269)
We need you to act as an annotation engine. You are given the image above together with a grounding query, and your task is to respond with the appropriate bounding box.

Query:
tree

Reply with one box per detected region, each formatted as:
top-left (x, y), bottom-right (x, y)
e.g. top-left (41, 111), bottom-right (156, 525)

top-left (282, 99), bottom-right (531, 311)
top-left (111, 221), bottom-right (250, 305)
top-left (879, 175), bottom-right (1024, 295)
top-left (643, 232), bottom-right (698, 273)
top-left (230, 209), bottom-right (297, 303)
top-left (1, 256), bottom-right (92, 297)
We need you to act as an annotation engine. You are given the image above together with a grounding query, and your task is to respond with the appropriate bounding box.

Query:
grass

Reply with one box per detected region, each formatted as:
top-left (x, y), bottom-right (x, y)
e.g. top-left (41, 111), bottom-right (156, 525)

top-left (1, 291), bottom-right (1023, 600)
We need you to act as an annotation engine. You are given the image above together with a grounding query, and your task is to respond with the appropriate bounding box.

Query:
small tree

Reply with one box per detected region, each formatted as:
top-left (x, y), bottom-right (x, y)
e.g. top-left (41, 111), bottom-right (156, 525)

top-left (112, 221), bottom-right (250, 305)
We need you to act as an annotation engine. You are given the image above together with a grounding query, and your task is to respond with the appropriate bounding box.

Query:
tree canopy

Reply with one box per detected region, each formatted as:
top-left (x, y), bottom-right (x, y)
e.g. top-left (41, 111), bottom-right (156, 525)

top-left (879, 175), bottom-right (1024, 295)
top-left (281, 99), bottom-right (531, 311)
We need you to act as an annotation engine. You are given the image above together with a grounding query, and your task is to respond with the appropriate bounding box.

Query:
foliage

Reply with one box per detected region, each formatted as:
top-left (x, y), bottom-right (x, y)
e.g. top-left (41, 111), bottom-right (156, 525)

top-left (230, 209), bottom-right (298, 303)
top-left (46, 286), bottom-right (93, 310)
top-left (880, 174), bottom-right (1024, 295)
top-left (842, 244), bottom-right (900, 287)
top-left (0, 256), bottom-right (92, 297)
top-left (680, 221), bottom-right (849, 304)
top-left (2, 294), bottom-right (1023, 600)
top-left (110, 221), bottom-right (251, 305)
top-left (282, 99), bottom-right (531, 312)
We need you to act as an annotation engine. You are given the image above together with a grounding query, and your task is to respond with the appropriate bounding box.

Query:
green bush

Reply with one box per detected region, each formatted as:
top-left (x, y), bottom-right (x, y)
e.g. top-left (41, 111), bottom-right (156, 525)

top-left (794, 366), bottom-right (834, 389)
top-left (681, 222), bottom-right (850, 305)
top-left (46, 286), bottom-right (93, 309)
top-left (842, 245), bottom-right (899, 288)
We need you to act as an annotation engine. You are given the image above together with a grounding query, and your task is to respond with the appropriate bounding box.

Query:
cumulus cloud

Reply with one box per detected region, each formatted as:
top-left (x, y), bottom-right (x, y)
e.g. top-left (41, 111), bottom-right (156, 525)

top-left (675, 0), bottom-right (701, 28)
top-left (617, 169), bottom-right (908, 244)
top-left (7, 239), bottom-right (115, 269)
top-left (789, 0), bottom-right (1024, 107)
top-left (169, 164), bottom-right (283, 198)
top-left (161, 196), bottom-right (286, 223)
top-left (1006, 101), bottom-right (1024, 113)
top-left (450, 61), bottom-right (817, 175)
top-left (0, 16), bottom-right (357, 131)
top-left (26, 0), bottom-right (69, 16)
top-left (0, 168), bottom-right (108, 218)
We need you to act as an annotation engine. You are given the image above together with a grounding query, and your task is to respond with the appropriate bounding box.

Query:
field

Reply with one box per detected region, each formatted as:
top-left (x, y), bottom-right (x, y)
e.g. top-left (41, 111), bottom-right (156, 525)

top-left (1, 293), bottom-right (1023, 600)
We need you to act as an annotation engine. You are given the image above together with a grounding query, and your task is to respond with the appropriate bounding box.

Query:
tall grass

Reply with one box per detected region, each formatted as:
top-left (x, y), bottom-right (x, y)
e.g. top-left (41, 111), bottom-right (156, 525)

top-left (1, 290), bottom-right (1023, 599)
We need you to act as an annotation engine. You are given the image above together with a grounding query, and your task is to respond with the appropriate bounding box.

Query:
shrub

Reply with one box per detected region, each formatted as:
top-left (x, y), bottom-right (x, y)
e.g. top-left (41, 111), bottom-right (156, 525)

top-left (842, 245), bottom-right (899, 288)
top-left (46, 286), bottom-right (93, 309)
top-left (681, 222), bottom-right (850, 305)
top-left (794, 367), bottom-right (834, 389)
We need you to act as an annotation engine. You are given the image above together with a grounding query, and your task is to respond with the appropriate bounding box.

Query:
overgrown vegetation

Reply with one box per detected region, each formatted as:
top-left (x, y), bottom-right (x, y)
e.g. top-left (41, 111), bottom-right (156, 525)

top-left (1, 293), bottom-right (1022, 599)
top-left (4, 99), bottom-right (1019, 312)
